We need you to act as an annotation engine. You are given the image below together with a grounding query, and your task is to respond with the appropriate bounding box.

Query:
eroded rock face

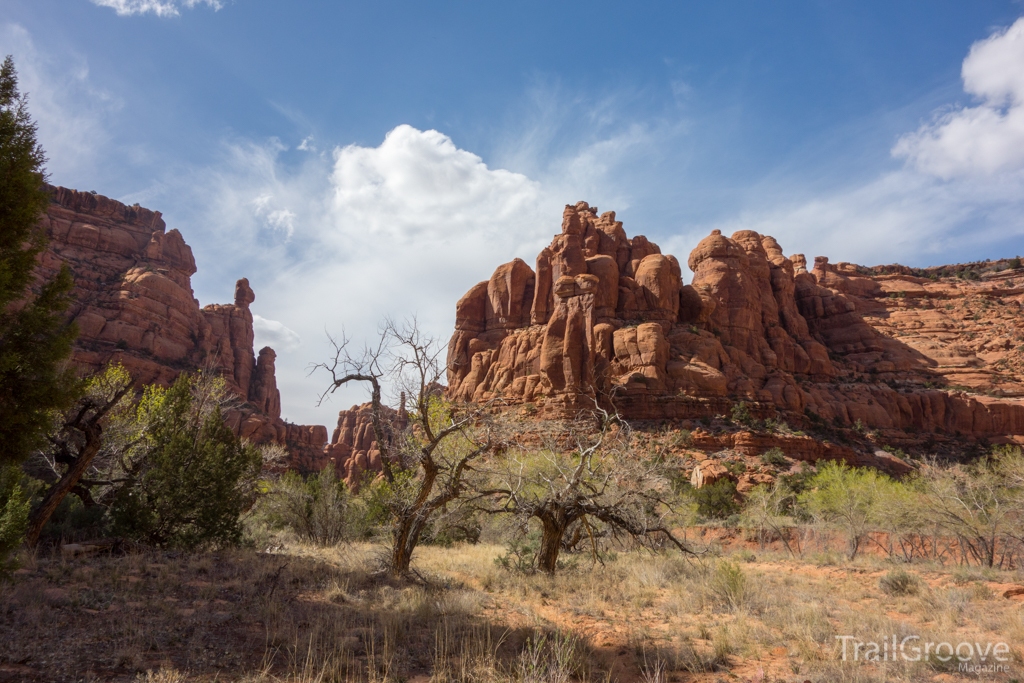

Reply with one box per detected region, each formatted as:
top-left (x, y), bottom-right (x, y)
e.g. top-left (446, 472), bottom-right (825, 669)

top-left (321, 399), bottom-right (408, 489)
top-left (38, 186), bottom-right (327, 464)
top-left (447, 202), bottom-right (1024, 443)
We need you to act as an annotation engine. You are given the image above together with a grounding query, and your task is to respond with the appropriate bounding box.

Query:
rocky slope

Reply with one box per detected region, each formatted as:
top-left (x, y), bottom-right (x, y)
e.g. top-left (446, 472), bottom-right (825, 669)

top-left (37, 185), bottom-right (327, 462)
top-left (447, 202), bottom-right (1024, 455)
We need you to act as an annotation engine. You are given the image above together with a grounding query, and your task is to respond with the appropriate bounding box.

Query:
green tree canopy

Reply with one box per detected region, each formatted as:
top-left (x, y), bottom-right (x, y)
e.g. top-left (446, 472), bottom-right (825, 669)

top-left (110, 371), bottom-right (263, 549)
top-left (0, 55), bottom-right (78, 466)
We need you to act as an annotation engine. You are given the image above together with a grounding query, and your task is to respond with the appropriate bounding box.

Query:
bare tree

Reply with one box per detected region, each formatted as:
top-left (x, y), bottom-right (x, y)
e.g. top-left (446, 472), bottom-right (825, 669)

top-left (316, 318), bottom-right (502, 576)
top-left (918, 453), bottom-right (1024, 568)
top-left (475, 413), bottom-right (695, 574)
top-left (740, 480), bottom-right (799, 556)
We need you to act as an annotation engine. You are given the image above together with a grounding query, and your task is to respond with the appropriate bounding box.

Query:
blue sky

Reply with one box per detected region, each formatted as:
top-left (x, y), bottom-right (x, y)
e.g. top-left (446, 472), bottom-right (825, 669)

top-left (3, 0), bottom-right (1024, 427)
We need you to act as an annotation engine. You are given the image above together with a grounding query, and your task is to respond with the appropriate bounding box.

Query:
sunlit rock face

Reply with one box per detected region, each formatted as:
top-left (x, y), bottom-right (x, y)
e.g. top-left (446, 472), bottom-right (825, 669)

top-left (37, 185), bottom-right (327, 466)
top-left (447, 201), bottom-right (1024, 443)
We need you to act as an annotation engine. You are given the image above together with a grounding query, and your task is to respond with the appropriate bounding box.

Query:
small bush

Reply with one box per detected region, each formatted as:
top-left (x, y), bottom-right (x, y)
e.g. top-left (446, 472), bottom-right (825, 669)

top-left (777, 463), bottom-right (816, 498)
top-left (496, 533), bottom-right (541, 573)
top-left (671, 429), bottom-right (693, 448)
top-left (420, 507), bottom-right (482, 547)
top-left (515, 631), bottom-right (587, 683)
top-left (729, 401), bottom-right (757, 428)
top-left (951, 566), bottom-right (984, 586)
top-left (879, 569), bottom-right (921, 596)
top-left (258, 468), bottom-right (353, 546)
top-left (675, 636), bottom-right (729, 673)
top-left (692, 478), bottom-right (740, 520)
top-left (37, 493), bottom-right (109, 545)
top-left (734, 548), bottom-right (757, 563)
top-left (759, 447), bottom-right (787, 467)
top-left (709, 561), bottom-right (747, 610)
top-left (495, 528), bottom-right (579, 574)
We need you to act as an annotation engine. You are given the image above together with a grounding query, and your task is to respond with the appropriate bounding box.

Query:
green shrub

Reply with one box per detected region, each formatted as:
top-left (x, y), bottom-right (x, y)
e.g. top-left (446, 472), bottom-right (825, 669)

top-left (0, 464), bottom-right (30, 580)
top-left (729, 401), bottom-right (756, 428)
top-left (420, 506), bottom-right (482, 547)
top-left (259, 468), bottom-right (353, 546)
top-left (759, 447), bottom-right (787, 467)
top-left (709, 560), bottom-right (747, 610)
top-left (777, 463), bottom-right (817, 502)
top-left (798, 461), bottom-right (897, 559)
top-left (734, 548), bottom-right (757, 563)
top-left (496, 531), bottom-right (542, 573)
top-left (110, 373), bottom-right (262, 550)
top-left (950, 566), bottom-right (983, 586)
top-left (692, 478), bottom-right (740, 520)
top-left (36, 493), bottom-right (109, 545)
top-left (878, 569), bottom-right (920, 596)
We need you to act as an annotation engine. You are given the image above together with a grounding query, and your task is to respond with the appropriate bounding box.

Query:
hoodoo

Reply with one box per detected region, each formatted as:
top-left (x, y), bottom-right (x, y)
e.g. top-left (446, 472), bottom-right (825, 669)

top-left (448, 202), bottom-right (1024, 445)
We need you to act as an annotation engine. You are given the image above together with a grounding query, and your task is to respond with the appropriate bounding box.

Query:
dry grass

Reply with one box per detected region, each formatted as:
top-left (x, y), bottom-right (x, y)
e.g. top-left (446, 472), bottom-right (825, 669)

top-left (1, 539), bottom-right (1022, 682)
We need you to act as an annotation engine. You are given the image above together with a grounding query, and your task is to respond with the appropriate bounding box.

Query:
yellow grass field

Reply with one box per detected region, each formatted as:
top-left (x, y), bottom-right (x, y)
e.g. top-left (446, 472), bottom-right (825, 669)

top-left (2, 539), bottom-right (1023, 682)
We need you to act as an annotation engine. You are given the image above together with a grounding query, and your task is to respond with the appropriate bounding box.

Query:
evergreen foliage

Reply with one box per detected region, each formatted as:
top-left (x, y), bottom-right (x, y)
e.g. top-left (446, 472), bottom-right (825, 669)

top-left (110, 372), bottom-right (262, 549)
top-left (692, 477), bottom-right (740, 520)
top-left (0, 55), bottom-right (78, 466)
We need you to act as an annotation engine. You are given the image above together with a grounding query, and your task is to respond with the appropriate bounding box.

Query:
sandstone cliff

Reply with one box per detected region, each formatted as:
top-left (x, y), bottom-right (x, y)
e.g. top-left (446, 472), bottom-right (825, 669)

top-left (37, 185), bottom-right (327, 462)
top-left (322, 401), bottom-right (408, 488)
top-left (448, 202), bottom-right (1024, 451)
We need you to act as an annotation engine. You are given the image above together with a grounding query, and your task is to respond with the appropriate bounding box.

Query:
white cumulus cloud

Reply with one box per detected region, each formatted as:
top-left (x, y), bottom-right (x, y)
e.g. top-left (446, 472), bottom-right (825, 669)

top-left (173, 126), bottom-right (560, 425)
top-left (329, 125), bottom-right (544, 242)
top-left (893, 17), bottom-right (1024, 178)
top-left (253, 315), bottom-right (301, 352)
top-left (90, 0), bottom-right (222, 18)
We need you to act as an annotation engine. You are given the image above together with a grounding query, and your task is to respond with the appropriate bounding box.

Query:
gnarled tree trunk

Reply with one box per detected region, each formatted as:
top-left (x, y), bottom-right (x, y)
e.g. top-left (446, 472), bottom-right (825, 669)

top-left (536, 508), bottom-right (572, 574)
top-left (25, 424), bottom-right (103, 547)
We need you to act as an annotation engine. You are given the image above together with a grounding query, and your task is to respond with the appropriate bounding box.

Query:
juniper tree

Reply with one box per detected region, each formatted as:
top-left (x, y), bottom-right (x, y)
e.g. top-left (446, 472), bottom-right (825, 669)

top-left (0, 55), bottom-right (78, 466)
top-left (109, 372), bottom-right (263, 549)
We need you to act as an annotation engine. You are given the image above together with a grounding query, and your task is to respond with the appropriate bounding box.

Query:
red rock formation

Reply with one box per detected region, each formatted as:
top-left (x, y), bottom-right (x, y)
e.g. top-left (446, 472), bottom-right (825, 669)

top-left (448, 202), bottom-right (1024, 446)
top-left (320, 398), bottom-right (408, 488)
top-left (37, 185), bottom-right (327, 464)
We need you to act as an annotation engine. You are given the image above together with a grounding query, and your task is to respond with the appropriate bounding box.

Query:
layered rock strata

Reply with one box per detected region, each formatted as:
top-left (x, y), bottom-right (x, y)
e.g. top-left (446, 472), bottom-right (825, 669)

top-left (37, 186), bottom-right (327, 462)
top-left (448, 202), bottom-right (1024, 444)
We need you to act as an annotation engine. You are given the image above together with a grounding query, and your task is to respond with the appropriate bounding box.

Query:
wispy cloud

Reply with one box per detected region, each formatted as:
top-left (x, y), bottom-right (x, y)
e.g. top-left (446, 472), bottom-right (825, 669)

top-left (90, 0), bottom-right (222, 18)
top-left (665, 17), bottom-right (1024, 270)
top-left (893, 17), bottom-right (1024, 179)
top-left (0, 23), bottom-right (119, 184)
